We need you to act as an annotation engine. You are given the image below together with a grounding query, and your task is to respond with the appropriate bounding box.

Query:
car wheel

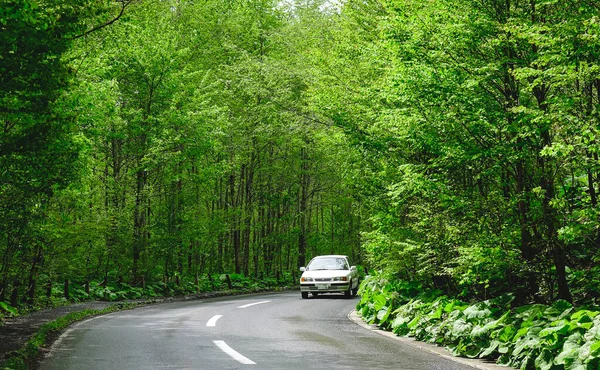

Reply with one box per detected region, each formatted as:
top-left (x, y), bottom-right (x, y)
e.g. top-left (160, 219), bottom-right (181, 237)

top-left (352, 279), bottom-right (359, 297)
top-left (301, 291), bottom-right (308, 299)
top-left (345, 281), bottom-right (352, 298)
top-left (311, 292), bottom-right (319, 297)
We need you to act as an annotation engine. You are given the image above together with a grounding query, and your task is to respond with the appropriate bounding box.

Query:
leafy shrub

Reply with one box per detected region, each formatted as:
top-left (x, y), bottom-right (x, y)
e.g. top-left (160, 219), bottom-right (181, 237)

top-left (216, 273), bottom-right (294, 291)
top-left (357, 273), bottom-right (422, 326)
top-left (356, 275), bottom-right (600, 370)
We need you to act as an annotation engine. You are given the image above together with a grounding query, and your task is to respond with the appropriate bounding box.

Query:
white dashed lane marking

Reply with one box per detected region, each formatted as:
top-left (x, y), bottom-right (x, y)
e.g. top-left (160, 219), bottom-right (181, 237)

top-left (207, 301), bottom-right (269, 364)
top-left (206, 315), bottom-right (223, 327)
top-left (237, 300), bottom-right (270, 309)
top-left (213, 340), bottom-right (256, 365)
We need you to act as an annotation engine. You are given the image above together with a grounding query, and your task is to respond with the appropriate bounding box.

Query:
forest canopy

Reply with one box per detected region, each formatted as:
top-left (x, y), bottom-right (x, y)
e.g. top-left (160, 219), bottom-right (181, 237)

top-left (1, 0), bottom-right (600, 310)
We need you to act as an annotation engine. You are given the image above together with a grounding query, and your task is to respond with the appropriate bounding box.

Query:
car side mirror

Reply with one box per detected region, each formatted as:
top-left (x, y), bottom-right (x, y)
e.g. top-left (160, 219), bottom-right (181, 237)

top-left (350, 266), bottom-right (357, 271)
top-left (300, 267), bottom-right (306, 272)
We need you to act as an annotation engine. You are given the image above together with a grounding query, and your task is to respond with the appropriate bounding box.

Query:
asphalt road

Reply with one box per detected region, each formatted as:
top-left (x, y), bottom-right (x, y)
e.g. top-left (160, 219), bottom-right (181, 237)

top-left (39, 291), bottom-right (487, 370)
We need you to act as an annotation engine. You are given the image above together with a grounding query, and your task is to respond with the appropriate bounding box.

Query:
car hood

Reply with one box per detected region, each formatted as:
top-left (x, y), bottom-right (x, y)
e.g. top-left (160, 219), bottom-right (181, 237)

top-left (301, 270), bottom-right (350, 278)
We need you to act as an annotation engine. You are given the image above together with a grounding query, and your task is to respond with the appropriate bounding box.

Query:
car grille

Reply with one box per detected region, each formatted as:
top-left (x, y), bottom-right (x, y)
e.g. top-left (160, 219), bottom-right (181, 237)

top-left (314, 278), bottom-right (332, 282)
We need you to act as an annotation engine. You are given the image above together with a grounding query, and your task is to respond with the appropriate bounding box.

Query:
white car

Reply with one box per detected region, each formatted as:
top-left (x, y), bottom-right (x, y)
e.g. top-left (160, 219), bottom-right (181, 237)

top-left (299, 255), bottom-right (359, 299)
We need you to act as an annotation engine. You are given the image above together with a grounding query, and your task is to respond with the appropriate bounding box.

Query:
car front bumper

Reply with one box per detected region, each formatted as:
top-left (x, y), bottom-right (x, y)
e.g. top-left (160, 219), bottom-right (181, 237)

top-left (300, 282), bottom-right (350, 293)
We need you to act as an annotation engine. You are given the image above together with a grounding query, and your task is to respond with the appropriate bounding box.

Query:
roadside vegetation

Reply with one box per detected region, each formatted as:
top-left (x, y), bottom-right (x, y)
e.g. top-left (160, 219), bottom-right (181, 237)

top-left (0, 273), bottom-right (292, 322)
top-left (357, 274), bottom-right (600, 370)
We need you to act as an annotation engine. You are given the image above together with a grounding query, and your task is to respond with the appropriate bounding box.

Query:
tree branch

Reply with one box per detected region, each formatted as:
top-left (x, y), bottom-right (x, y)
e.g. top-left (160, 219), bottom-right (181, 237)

top-left (72, 0), bottom-right (134, 40)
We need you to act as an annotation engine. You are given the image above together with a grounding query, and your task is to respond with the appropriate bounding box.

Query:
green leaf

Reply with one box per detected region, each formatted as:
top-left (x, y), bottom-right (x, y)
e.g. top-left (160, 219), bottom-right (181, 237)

top-left (591, 340), bottom-right (600, 356)
top-left (431, 305), bottom-right (443, 320)
top-left (496, 325), bottom-right (517, 342)
top-left (480, 340), bottom-right (500, 358)
top-left (571, 310), bottom-right (598, 323)
top-left (534, 348), bottom-right (554, 370)
top-left (408, 315), bottom-right (422, 329)
top-left (377, 306), bottom-right (390, 322)
top-left (555, 332), bottom-right (583, 365)
top-left (452, 318), bottom-right (472, 337)
top-left (464, 303), bottom-right (492, 321)
top-left (0, 301), bottom-right (18, 315)
top-left (373, 294), bottom-right (387, 311)
top-left (539, 321), bottom-right (570, 338)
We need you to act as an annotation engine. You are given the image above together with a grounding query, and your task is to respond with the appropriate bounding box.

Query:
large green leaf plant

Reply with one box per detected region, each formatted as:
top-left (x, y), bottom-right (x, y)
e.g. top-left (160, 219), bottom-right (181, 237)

top-left (357, 274), bottom-right (600, 369)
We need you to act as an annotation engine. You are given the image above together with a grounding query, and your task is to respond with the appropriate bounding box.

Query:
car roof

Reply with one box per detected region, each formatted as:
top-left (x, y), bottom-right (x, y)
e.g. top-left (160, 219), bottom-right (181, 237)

top-left (311, 255), bottom-right (348, 259)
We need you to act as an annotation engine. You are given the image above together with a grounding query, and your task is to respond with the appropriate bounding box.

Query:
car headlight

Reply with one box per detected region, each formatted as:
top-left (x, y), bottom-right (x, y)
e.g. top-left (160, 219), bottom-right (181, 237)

top-left (332, 276), bottom-right (348, 281)
top-left (301, 277), bottom-right (314, 282)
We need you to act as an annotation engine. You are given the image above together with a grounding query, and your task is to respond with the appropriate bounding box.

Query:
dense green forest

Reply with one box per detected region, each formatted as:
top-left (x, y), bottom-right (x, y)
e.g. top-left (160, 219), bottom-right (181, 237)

top-left (1, 0), bottom-right (600, 316)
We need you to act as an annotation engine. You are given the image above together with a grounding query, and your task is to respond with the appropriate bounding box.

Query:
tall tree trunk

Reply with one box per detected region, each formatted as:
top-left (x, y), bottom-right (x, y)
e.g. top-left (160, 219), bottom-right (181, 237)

top-left (495, 15), bottom-right (541, 301)
top-left (534, 85), bottom-right (572, 302)
top-left (25, 245), bottom-right (42, 305)
top-left (176, 177), bottom-right (184, 282)
top-left (298, 145), bottom-right (309, 268)
top-left (217, 177), bottom-right (225, 273)
top-left (133, 167), bottom-right (147, 283)
top-left (230, 169), bottom-right (241, 274)
top-left (243, 152), bottom-right (255, 276)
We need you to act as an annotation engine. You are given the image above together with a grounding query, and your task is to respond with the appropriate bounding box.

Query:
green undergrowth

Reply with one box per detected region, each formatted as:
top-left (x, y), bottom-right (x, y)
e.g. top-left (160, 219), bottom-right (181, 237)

top-left (0, 273), bottom-right (293, 322)
top-left (356, 274), bottom-right (600, 370)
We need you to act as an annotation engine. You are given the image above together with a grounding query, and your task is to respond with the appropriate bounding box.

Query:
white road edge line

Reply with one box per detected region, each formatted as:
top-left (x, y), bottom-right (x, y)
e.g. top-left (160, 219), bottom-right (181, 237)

top-left (213, 340), bottom-right (256, 365)
top-left (206, 315), bottom-right (223, 327)
top-left (237, 300), bottom-right (270, 309)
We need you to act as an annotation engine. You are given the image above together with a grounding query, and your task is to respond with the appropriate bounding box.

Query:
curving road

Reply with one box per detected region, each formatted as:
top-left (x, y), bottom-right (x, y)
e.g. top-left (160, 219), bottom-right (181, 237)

top-left (40, 292), bottom-right (490, 370)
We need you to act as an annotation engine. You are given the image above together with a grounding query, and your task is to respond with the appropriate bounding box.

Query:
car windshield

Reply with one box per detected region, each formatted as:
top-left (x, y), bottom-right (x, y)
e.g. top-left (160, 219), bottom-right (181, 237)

top-left (307, 257), bottom-right (348, 271)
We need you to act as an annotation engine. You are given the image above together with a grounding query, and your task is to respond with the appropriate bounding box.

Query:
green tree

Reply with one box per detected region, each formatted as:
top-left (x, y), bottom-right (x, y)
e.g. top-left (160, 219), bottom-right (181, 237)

top-left (0, 0), bottom-right (121, 304)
